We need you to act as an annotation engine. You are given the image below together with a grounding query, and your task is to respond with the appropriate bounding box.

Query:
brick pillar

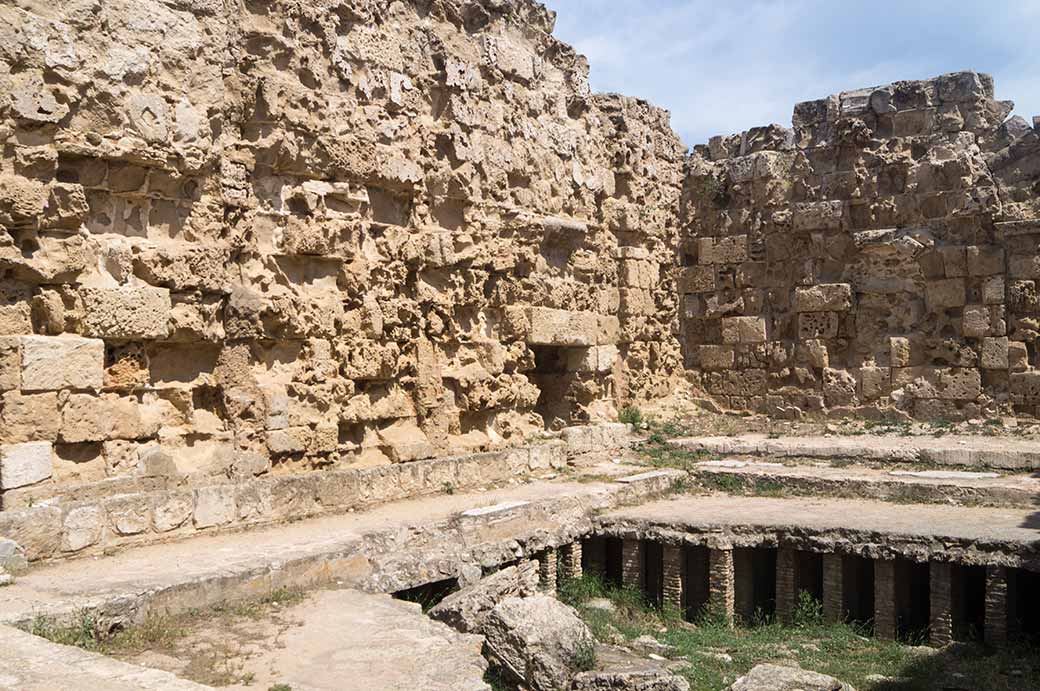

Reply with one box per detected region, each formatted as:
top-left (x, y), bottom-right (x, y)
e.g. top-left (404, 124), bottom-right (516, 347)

top-left (822, 553), bottom-right (844, 624)
top-left (985, 565), bottom-right (1008, 646)
top-left (662, 546), bottom-right (683, 611)
top-left (560, 542), bottom-right (583, 581)
top-left (708, 547), bottom-right (735, 626)
top-left (776, 547), bottom-right (797, 624)
top-left (874, 559), bottom-right (897, 640)
top-left (622, 539), bottom-right (642, 590)
top-left (929, 562), bottom-right (953, 647)
top-left (538, 547), bottom-right (557, 593)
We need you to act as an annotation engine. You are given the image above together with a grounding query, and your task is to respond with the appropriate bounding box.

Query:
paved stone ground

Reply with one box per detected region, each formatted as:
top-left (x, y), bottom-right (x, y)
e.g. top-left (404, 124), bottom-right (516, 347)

top-left (673, 433), bottom-right (1040, 469)
top-left (0, 624), bottom-right (208, 690)
top-left (123, 590), bottom-right (490, 691)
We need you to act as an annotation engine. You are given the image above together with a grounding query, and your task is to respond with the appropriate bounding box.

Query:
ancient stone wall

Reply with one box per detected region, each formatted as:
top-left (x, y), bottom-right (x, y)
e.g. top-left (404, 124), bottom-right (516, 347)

top-left (0, 0), bottom-right (684, 515)
top-left (681, 72), bottom-right (1040, 420)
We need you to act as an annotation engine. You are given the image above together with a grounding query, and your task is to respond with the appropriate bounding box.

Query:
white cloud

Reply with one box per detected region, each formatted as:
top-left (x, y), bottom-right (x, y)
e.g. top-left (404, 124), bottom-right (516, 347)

top-left (546, 0), bottom-right (1040, 145)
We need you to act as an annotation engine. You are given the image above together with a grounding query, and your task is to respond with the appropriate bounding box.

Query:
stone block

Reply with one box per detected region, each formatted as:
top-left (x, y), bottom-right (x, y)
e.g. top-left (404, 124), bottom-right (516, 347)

top-left (0, 337), bottom-right (19, 391)
top-left (983, 276), bottom-right (1006, 305)
top-left (80, 286), bottom-right (171, 340)
top-left (890, 337), bottom-right (912, 368)
top-left (566, 345), bottom-right (618, 373)
top-left (792, 201), bottom-right (843, 231)
top-left (62, 505), bottom-right (104, 552)
top-left (967, 246), bottom-right (1005, 276)
top-left (1011, 371), bottom-right (1040, 404)
top-left (1009, 254), bottom-right (1040, 279)
top-left (0, 442), bottom-right (53, 490)
top-left (193, 485), bottom-right (236, 528)
top-left (859, 366), bottom-right (890, 400)
top-left (1, 391), bottom-right (59, 443)
top-left (961, 304), bottom-right (991, 338)
top-left (526, 307), bottom-right (598, 347)
top-left (925, 279), bottom-right (965, 311)
top-left (698, 345), bottom-right (734, 371)
top-left (1009, 342), bottom-right (1030, 372)
top-left (678, 266), bottom-right (715, 294)
top-left (721, 317), bottom-right (767, 344)
top-left (798, 312), bottom-right (839, 340)
top-left (104, 495), bottom-right (152, 535)
top-left (937, 368), bottom-right (982, 401)
top-left (697, 235), bottom-right (748, 264)
top-left (798, 339), bottom-right (829, 369)
top-left (823, 368), bottom-right (857, 406)
top-left (981, 337), bottom-right (1009, 370)
top-left (21, 336), bottom-right (104, 391)
top-left (154, 491), bottom-right (193, 532)
top-left (792, 284), bottom-right (852, 312)
top-left (939, 247), bottom-right (967, 278)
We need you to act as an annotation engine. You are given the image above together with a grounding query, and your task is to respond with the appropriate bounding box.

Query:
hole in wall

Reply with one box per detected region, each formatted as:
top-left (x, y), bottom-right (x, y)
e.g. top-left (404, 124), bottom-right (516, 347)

top-left (684, 545), bottom-right (711, 621)
top-left (895, 559), bottom-right (931, 642)
top-left (392, 577), bottom-right (459, 612)
top-left (842, 555), bottom-right (875, 626)
top-left (735, 547), bottom-right (776, 624)
top-left (952, 565), bottom-right (986, 642)
top-left (643, 541), bottom-right (664, 607)
top-left (529, 345), bottom-right (574, 430)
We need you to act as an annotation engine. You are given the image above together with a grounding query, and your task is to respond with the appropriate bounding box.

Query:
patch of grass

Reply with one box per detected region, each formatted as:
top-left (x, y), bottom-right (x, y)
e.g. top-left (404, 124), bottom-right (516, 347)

top-left (619, 406), bottom-right (644, 426)
top-left (562, 575), bottom-right (1040, 691)
top-left (571, 637), bottom-right (597, 671)
top-left (269, 684), bottom-right (292, 691)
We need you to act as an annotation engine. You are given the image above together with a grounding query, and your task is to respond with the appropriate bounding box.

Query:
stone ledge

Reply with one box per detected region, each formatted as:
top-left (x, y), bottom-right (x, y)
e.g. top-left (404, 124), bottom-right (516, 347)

top-left (0, 466), bottom-right (682, 628)
top-left (672, 434), bottom-right (1040, 470)
top-left (0, 424), bottom-right (639, 563)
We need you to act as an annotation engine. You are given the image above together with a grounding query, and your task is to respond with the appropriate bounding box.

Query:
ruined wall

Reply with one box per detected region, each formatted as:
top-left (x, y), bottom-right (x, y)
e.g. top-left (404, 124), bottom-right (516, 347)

top-left (0, 0), bottom-right (684, 515)
top-left (681, 72), bottom-right (1040, 420)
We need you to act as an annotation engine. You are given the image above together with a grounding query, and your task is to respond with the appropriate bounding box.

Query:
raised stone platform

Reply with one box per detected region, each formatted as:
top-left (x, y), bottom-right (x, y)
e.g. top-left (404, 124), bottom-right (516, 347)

top-left (673, 434), bottom-right (1040, 470)
top-left (0, 461), bottom-right (681, 626)
top-left (599, 495), bottom-right (1040, 567)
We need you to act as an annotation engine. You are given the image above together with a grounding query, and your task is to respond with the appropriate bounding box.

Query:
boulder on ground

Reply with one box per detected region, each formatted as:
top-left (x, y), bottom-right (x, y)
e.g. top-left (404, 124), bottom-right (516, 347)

top-left (429, 561), bottom-right (539, 633)
top-left (728, 664), bottom-right (855, 691)
top-left (481, 595), bottom-right (595, 691)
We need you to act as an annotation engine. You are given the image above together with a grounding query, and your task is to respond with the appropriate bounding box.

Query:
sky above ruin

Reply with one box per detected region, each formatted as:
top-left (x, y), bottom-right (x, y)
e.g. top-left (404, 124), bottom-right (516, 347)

top-left (546, 0), bottom-right (1040, 147)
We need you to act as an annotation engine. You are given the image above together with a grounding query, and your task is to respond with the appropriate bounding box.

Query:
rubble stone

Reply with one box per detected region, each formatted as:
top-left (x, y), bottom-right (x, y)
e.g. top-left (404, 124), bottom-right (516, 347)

top-left (482, 595), bottom-right (596, 691)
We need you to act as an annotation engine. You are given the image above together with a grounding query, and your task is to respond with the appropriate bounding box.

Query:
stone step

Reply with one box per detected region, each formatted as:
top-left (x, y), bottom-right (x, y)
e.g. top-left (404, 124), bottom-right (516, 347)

top-left (689, 456), bottom-right (1040, 509)
top-left (671, 433), bottom-right (1040, 470)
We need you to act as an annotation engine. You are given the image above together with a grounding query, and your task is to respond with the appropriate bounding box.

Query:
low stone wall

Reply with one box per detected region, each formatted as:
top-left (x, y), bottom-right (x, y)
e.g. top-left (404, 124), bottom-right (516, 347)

top-left (0, 423), bottom-right (636, 565)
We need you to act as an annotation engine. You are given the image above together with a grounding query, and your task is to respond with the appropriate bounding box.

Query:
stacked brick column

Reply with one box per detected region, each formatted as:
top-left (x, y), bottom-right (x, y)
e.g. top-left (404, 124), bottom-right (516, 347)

top-left (929, 562), bottom-right (954, 647)
top-left (985, 565), bottom-right (1008, 645)
top-left (662, 546), bottom-right (684, 612)
top-left (622, 539), bottom-right (642, 590)
top-left (538, 547), bottom-right (557, 593)
top-left (822, 553), bottom-right (844, 624)
top-left (560, 542), bottom-right (583, 582)
top-left (708, 547), bottom-right (735, 626)
top-left (874, 559), bottom-right (898, 640)
top-left (776, 547), bottom-right (797, 623)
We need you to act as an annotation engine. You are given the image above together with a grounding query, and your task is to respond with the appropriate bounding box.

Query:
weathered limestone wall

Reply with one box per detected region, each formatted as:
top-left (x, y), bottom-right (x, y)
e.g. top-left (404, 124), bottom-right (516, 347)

top-left (0, 0), bottom-right (684, 517)
top-left (681, 72), bottom-right (1040, 420)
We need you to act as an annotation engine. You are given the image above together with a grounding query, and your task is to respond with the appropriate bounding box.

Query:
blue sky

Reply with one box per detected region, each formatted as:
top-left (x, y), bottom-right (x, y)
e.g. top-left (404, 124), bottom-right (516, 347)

top-left (545, 0), bottom-right (1040, 146)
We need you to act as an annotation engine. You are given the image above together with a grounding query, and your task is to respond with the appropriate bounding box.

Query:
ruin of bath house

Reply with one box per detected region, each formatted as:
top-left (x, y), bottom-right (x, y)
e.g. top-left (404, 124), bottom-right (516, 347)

top-left (1, 0), bottom-right (1040, 687)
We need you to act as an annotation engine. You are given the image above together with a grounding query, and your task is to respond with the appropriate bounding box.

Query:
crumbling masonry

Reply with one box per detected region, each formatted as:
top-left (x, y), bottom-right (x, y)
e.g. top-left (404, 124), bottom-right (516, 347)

top-left (1, 0), bottom-right (1040, 563)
